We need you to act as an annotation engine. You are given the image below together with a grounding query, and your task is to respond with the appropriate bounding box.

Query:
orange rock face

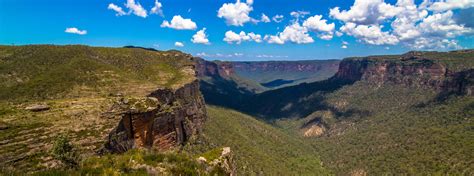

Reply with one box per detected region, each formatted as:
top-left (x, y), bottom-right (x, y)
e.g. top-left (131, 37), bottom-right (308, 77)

top-left (101, 80), bottom-right (207, 153)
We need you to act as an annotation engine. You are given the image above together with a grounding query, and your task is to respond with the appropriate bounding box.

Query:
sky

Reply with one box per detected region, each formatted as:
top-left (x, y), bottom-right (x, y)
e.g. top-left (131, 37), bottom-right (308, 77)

top-left (0, 0), bottom-right (473, 61)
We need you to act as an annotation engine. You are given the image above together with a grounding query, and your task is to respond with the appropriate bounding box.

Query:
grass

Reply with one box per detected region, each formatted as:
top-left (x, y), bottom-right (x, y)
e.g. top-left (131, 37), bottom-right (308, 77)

top-left (185, 106), bottom-right (330, 175)
top-left (0, 45), bottom-right (198, 173)
top-left (0, 45), bottom-right (195, 101)
top-left (14, 149), bottom-right (209, 176)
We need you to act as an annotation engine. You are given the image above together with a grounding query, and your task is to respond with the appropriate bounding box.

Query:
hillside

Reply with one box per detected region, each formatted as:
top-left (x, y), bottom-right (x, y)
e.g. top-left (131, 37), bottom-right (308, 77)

top-left (205, 49), bottom-right (474, 174)
top-left (259, 50), bottom-right (474, 174)
top-left (185, 106), bottom-right (330, 175)
top-left (0, 45), bottom-right (208, 173)
top-left (230, 60), bottom-right (340, 89)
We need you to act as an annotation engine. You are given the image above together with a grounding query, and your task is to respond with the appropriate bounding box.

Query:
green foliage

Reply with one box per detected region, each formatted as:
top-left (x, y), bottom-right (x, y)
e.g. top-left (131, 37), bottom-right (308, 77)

top-left (276, 82), bottom-right (474, 175)
top-left (52, 134), bottom-right (79, 168)
top-left (0, 45), bottom-right (194, 101)
top-left (231, 60), bottom-right (340, 89)
top-left (185, 106), bottom-right (330, 175)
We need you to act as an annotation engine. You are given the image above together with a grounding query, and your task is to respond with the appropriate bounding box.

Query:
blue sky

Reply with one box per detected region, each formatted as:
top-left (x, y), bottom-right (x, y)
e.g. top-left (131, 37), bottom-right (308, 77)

top-left (0, 0), bottom-right (473, 61)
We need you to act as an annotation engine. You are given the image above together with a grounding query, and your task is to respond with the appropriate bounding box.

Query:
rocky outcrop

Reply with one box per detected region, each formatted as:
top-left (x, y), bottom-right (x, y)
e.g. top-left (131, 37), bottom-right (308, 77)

top-left (231, 60), bottom-right (339, 73)
top-left (101, 80), bottom-right (207, 153)
top-left (197, 147), bottom-right (236, 176)
top-left (440, 69), bottom-right (474, 97)
top-left (195, 58), bottom-right (236, 80)
top-left (334, 52), bottom-right (472, 94)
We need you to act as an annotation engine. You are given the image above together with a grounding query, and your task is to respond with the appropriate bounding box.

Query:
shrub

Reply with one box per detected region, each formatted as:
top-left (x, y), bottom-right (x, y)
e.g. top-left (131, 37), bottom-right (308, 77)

top-left (51, 134), bottom-right (79, 168)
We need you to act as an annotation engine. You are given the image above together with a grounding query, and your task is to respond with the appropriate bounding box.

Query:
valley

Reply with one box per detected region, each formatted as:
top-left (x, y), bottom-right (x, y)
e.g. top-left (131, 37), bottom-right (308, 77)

top-left (0, 45), bottom-right (473, 175)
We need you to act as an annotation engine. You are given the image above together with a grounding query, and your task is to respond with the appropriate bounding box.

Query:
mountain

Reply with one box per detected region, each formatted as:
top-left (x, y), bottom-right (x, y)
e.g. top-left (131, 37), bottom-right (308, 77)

top-left (240, 49), bottom-right (474, 174)
top-left (236, 50), bottom-right (474, 119)
top-left (230, 60), bottom-right (340, 89)
top-left (1, 45), bottom-right (473, 175)
top-left (185, 106), bottom-right (329, 175)
top-left (0, 45), bottom-right (214, 174)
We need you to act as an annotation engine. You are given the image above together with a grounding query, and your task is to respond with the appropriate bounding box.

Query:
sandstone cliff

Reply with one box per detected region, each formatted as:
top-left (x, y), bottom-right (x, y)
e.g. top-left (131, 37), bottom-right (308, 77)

top-left (335, 50), bottom-right (474, 94)
top-left (101, 80), bottom-right (206, 153)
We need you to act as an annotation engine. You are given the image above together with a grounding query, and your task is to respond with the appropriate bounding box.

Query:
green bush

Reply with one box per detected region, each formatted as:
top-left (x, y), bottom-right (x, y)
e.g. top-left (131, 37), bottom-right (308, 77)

top-left (51, 134), bottom-right (79, 168)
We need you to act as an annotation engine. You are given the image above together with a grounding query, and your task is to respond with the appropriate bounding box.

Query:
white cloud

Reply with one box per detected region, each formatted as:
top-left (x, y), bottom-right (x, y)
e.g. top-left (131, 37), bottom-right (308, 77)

top-left (108, 3), bottom-right (126, 16)
top-left (332, 0), bottom-right (474, 50)
top-left (265, 23), bottom-right (314, 44)
top-left (65, 27), bottom-right (87, 35)
top-left (272, 15), bottom-right (284, 23)
top-left (174, 42), bottom-right (184, 47)
top-left (192, 28), bottom-right (210, 45)
top-left (217, 0), bottom-right (254, 26)
top-left (125, 0), bottom-right (147, 18)
top-left (256, 54), bottom-right (288, 58)
top-left (107, 0), bottom-right (148, 18)
top-left (428, 0), bottom-right (474, 12)
top-left (196, 52), bottom-right (245, 58)
top-left (340, 22), bottom-right (399, 45)
top-left (161, 15), bottom-right (197, 30)
top-left (341, 45), bottom-right (348, 49)
top-left (290, 11), bottom-right (310, 19)
top-left (303, 15), bottom-right (335, 40)
top-left (223, 30), bottom-right (262, 44)
top-left (329, 0), bottom-right (401, 25)
top-left (342, 41), bottom-right (349, 45)
top-left (150, 0), bottom-right (163, 16)
top-left (418, 11), bottom-right (472, 38)
top-left (196, 52), bottom-right (208, 57)
top-left (261, 13), bottom-right (271, 23)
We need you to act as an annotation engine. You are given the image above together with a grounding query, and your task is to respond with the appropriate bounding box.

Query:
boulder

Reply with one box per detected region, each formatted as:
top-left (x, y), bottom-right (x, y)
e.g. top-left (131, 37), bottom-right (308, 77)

top-left (25, 104), bottom-right (50, 112)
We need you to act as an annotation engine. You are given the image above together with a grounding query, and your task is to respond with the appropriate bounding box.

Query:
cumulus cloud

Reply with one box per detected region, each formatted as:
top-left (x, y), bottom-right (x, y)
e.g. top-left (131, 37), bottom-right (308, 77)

top-left (107, 0), bottom-right (152, 18)
top-left (261, 13), bottom-right (271, 23)
top-left (192, 28), bottom-right (210, 45)
top-left (150, 0), bottom-right (163, 16)
top-left (330, 0), bottom-right (400, 25)
top-left (161, 15), bottom-right (197, 30)
top-left (223, 30), bottom-right (262, 44)
top-left (341, 45), bottom-right (348, 49)
top-left (340, 22), bottom-right (399, 45)
top-left (290, 11), bottom-right (310, 19)
top-left (108, 3), bottom-right (127, 16)
top-left (265, 23), bottom-right (314, 44)
top-left (272, 15), bottom-right (284, 23)
top-left (303, 15), bottom-right (335, 40)
top-left (217, 0), bottom-right (254, 26)
top-left (332, 0), bottom-right (474, 50)
top-left (428, 0), bottom-right (474, 12)
top-left (65, 27), bottom-right (87, 35)
top-left (125, 0), bottom-right (147, 18)
top-left (174, 42), bottom-right (184, 47)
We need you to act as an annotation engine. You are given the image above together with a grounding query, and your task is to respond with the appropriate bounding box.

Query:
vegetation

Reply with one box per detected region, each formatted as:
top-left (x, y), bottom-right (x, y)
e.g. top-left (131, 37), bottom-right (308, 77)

top-left (0, 45), bottom-right (195, 101)
top-left (230, 60), bottom-right (340, 89)
top-left (24, 149), bottom-right (218, 175)
top-left (185, 106), bottom-right (330, 175)
top-left (51, 134), bottom-right (80, 168)
top-left (0, 45), bottom-right (196, 173)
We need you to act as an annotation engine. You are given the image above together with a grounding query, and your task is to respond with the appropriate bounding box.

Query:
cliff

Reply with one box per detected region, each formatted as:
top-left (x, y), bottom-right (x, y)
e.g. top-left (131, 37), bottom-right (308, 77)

top-left (101, 80), bottom-right (207, 153)
top-left (0, 45), bottom-right (208, 172)
top-left (335, 50), bottom-right (474, 93)
top-left (231, 60), bottom-right (340, 88)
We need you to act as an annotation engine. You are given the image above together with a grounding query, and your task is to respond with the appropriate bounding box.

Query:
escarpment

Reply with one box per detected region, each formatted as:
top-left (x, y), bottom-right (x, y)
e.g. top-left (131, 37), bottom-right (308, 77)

top-left (335, 50), bottom-right (474, 94)
top-left (101, 80), bottom-right (206, 153)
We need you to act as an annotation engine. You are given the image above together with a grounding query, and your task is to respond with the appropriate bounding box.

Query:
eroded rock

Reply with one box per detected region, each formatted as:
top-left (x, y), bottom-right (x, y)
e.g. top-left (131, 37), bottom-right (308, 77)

top-left (100, 80), bottom-right (207, 153)
top-left (25, 104), bottom-right (50, 112)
